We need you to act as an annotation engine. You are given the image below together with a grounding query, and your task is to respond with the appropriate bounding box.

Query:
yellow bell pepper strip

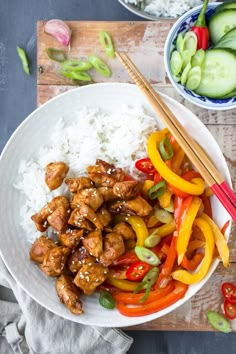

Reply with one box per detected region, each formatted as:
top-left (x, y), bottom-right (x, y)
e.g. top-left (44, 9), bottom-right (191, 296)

top-left (158, 190), bottom-right (173, 209)
top-left (150, 220), bottom-right (176, 239)
top-left (176, 196), bottom-right (202, 264)
top-left (147, 131), bottom-right (205, 195)
top-left (172, 217), bottom-right (215, 284)
top-left (141, 180), bottom-right (154, 199)
top-left (201, 213), bottom-right (229, 268)
top-left (171, 147), bottom-right (185, 174)
top-left (115, 215), bottom-right (149, 247)
top-left (106, 274), bottom-right (140, 291)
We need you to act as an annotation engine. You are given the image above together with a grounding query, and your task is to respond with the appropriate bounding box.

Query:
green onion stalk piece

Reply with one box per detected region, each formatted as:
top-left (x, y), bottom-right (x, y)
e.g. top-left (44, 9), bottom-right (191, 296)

top-left (16, 46), bottom-right (30, 75)
top-left (99, 31), bottom-right (115, 58)
top-left (134, 267), bottom-right (159, 303)
top-left (87, 54), bottom-right (111, 77)
top-left (46, 48), bottom-right (67, 62)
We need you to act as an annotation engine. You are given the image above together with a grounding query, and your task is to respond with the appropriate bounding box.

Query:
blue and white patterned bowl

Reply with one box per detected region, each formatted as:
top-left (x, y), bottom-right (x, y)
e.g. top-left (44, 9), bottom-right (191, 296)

top-left (164, 2), bottom-right (236, 110)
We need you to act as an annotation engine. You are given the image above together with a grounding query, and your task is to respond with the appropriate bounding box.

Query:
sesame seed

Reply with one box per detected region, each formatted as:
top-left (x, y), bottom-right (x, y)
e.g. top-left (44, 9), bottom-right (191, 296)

top-left (85, 276), bottom-right (90, 282)
top-left (61, 285), bottom-right (65, 289)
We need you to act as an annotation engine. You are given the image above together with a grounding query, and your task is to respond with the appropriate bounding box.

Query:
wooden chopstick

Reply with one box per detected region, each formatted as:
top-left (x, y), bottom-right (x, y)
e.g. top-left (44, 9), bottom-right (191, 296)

top-left (116, 51), bottom-right (236, 221)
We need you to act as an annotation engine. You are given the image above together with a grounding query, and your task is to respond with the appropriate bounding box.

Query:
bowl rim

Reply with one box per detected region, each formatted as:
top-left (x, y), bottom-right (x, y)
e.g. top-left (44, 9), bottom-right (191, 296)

top-left (164, 2), bottom-right (236, 110)
top-left (0, 82), bottom-right (232, 326)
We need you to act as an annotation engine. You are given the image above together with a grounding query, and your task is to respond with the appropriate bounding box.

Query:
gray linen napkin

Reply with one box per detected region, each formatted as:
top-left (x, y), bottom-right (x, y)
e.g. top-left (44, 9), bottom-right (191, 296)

top-left (0, 257), bottom-right (133, 354)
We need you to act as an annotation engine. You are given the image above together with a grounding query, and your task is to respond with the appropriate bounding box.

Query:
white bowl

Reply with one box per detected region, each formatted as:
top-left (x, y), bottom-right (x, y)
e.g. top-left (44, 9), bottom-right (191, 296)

top-left (164, 2), bottom-right (236, 110)
top-left (0, 83), bottom-right (231, 327)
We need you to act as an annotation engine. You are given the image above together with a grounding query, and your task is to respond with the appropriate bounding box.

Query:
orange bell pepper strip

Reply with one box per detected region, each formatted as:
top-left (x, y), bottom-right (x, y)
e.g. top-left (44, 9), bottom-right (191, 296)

top-left (169, 171), bottom-right (202, 198)
top-left (116, 280), bottom-right (188, 317)
top-left (113, 281), bottom-right (175, 305)
top-left (201, 213), bottom-right (229, 268)
top-left (172, 217), bottom-right (214, 284)
top-left (221, 220), bottom-right (230, 235)
top-left (186, 239), bottom-right (205, 255)
top-left (176, 196), bottom-right (202, 264)
top-left (201, 191), bottom-right (212, 218)
top-left (181, 253), bottom-right (204, 271)
top-left (155, 236), bottom-right (177, 289)
top-left (147, 131), bottom-right (205, 195)
top-left (171, 147), bottom-right (185, 174)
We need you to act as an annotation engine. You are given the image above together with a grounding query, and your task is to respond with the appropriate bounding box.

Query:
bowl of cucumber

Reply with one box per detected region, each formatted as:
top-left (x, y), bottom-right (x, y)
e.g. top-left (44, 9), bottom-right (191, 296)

top-left (164, 1), bottom-right (236, 110)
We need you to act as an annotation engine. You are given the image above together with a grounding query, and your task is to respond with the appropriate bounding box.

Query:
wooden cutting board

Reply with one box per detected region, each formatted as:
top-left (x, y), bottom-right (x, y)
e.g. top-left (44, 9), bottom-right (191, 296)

top-left (37, 21), bottom-right (236, 331)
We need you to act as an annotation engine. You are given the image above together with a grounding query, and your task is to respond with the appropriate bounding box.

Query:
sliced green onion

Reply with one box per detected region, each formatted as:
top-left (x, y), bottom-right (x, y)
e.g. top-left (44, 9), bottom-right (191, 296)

top-left (176, 33), bottom-right (185, 53)
top-left (180, 62), bottom-right (191, 86)
top-left (170, 50), bottom-right (183, 76)
top-left (135, 246), bottom-right (161, 266)
top-left (61, 60), bottom-right (93, 71)
top-left (46, 48), bottom-right (67, 62)
top-left (16, 47), bottom-right (30, 75)
top-left (191, 49), bottom-right (205, 67)
top-left (206, 311), bottom-right (232, 333)
top-left (144, 234), bottom-right (161, 248)
top-left (159, 137), bottom-right (174, 161)
top-left (148, 181), bottom-right (167, 200)
top-left (99, 31), bottom-right (115, 58)
top-left (60, 69), bottom-right (92, 81)
top-left (154, 209), bottom-right (173, 224)
top-left (181, 49), bottom-right (192, 69)
top-left (99, 290), bottom-right (116, 309)
top-left (183, 31), bottom-right (198, 56)
top-left (134, 267), bottom-right (159, 303)
top-left (87, 54), bottom-right (111, 77)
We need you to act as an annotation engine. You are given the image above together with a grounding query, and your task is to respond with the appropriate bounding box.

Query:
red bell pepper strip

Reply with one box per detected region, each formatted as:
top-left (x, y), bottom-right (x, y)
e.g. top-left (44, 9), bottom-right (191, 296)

top-left (180, 253), bottom-right (204, 271)
top-left (135, 158), bottom-right (156, 174)
top-left (126, 261), bottom-right (151, 281)
top-left (221, 220), bottom-right (230, 235)
top-left (154, 171), bottom-right (162, 184)
top-left (155, 236), bottom-right (177, 289)
top-left (113, 281), bottom-right (175, 305)
top-left (175, 196), bottom-right (193, 233)
top-left (191, 0), bottom-right (209, 50)
top-left (221, 282), bottom-right (236, 304)
top-left (112, 251), bottom-right (139, 266)
top-left (116, 281), bottom-right (188, 317)
top-left (224, 300), bottom-right (236, 320)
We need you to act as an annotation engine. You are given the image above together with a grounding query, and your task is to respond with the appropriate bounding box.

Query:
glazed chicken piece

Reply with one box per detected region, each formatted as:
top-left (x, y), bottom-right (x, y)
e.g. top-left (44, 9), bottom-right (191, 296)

top-left (67, 246), bottom-right (96, 273)
top-left (29, 235), bottom-right (56, 263)
top-left (39, 246), bottom-right (71, 277)
top-left (113, 181), bottom-right (141, 200)
top-left (82, 230), bottom-right (103, 258)
top-left (97, 187), bottom-right (116, 201)
top-left (99, 233), bottom-right (125, 267)
top-left (31, 196), bottom-right (70, 232)
top-left (45, 162), bottom-right (69, 190)
top-left (56, 275), bottom-right (83, 315)
top-left (71, 188), bottom-right (104, 211)
top-left (68, 204), bottom-right (103, 230)
top-left (74, 263), bottom-right (108, 295)
top-left (65, 177), bottom-right (94, 193)
top-left (58, 229), bottom-right (84, 249)
top-left (96, 207), bottom-right (111, 227)
top-left (113, 222), bottom-right (136, 240)
top-left (87, 159), bottom-right (125, 187)
top-left (47, 205), bottom-right (71, 232)
top-left (109, 196), bottom-right (152, 217)
top-left (68, 209), bottom-right (94, 231)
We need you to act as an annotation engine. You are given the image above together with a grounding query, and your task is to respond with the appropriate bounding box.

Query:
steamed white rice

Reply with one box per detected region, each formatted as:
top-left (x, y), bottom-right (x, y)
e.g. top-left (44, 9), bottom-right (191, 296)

top-left (15, 105), bottom-right (159, 242)
top-left (124, 0), bottom-right (202, 18)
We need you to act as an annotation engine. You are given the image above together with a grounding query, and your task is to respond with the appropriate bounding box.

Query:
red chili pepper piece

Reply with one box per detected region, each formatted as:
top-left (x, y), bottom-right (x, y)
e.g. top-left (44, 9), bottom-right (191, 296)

top-left (135, 158), bottom-right (156, 174)
top-left (224, 299), bottom-right (236, 320)
top-left (126, 261), bottom-right (151, 281)
top-left (191, 0), bottom-right (209, 50)
top-left (221, 282), bottom-right (236, 304)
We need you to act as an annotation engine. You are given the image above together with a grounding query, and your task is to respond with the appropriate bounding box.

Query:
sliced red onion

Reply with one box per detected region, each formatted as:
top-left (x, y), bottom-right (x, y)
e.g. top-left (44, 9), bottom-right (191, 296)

top-left (44, 19), bottom-right (71, 46)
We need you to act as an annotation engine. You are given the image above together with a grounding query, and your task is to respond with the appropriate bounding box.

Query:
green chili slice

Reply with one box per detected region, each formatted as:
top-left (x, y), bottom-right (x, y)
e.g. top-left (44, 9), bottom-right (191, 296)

top-left (61, 60), bottom-right (93, 72)
top-left (159, 136), bottom-right (174, 161)
top-left (148, 181), bottom-right (167, 200)
top-left (99, 31), bottom-right (115, 58)
top-left (46, 48), bottom-right (67, 62)
top-left (99, 290), bottom-right (116, 309)
top-left (60, 69), bottom-right (92, 81)
top-left (135, 246), bottom-right (161, 266)
top-left (144, 233), bottom-right (161, 248)
top-left (16, 47), bottom-right (30, 75)
top-left (87, 54), bottom-right (111, 77)
top-left (206, 311), bottom-right (232, 333)
top-left (134, 267), bottom-right (159, 303)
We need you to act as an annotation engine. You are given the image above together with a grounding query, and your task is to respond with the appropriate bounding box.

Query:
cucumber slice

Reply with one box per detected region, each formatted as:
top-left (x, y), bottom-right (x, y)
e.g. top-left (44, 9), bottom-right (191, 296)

top-left (222, 89), bottom-right (236, 99)
top-left (176, 32), bottom-right (185, 53)
top-left (191, 49), bottom-right (205, 66)
top-left (181, 62), bottom-right (191, 86)
top-left (195, 49), bottom-right (236, 98)
top-left (209, 10), bottom-right (236, 44)
top-left (215, 2), bottom-right (236, 13)
top-left (186, 75), bottom-right (201, 91)
top-left (215, 28), bottom-right (236, 50)
top-left (170, 50), bottom-right (183, 76)
top-left (183, 32), bottom-right (198, 56)
top-left (181, 49), bottom-right (192, 69)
